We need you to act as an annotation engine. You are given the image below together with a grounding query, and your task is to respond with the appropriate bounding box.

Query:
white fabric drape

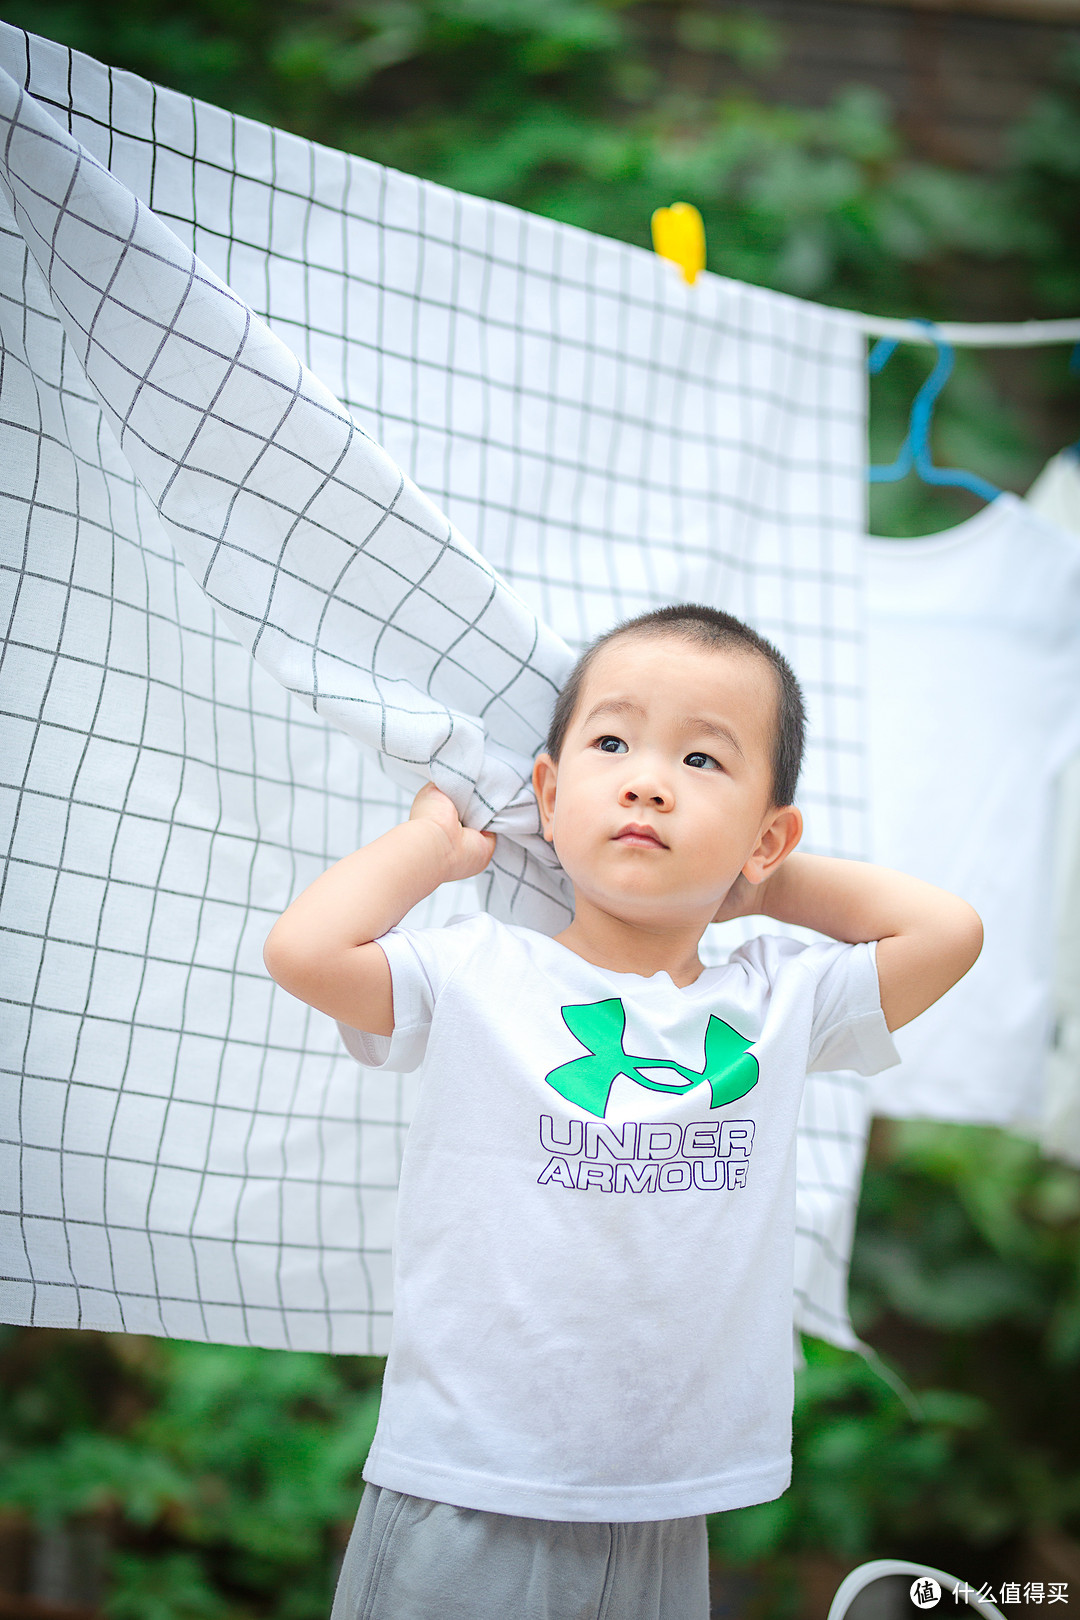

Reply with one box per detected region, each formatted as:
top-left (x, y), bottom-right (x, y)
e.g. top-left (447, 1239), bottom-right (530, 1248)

top-left (0, 25), bottom-right (872, 1352)
top-left (865, 493), bottom-right (1080, 1128)
top-left (1027, 450), bottom-right (1080, 1166)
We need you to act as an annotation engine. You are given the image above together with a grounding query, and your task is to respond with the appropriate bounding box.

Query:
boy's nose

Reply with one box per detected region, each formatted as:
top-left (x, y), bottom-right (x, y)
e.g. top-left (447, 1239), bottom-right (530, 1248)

top-left (619, 778), bottom-right (671, 810)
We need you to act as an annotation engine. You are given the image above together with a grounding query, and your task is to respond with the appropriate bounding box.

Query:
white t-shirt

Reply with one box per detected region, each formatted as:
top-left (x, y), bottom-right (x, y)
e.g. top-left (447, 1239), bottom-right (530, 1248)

top-left (1027, 446), bottom-right (1080, 535)
top-left (866, 493), bottom-right (1080, 1126)
top-left (1027, 453), bottom-right (1080, 1166)
top-left (339, 914), bottom-right (897, 1522)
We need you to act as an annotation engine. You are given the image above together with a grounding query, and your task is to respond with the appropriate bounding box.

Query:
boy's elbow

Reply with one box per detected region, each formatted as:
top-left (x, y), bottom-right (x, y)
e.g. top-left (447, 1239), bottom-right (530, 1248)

top-left (879, 897), bottom-right (983, 1033)
top-left (952, 899), bottom-right (984, 977)
top-left (263, 926), bottom-right (392, 1034)
top-left (263, 922), bottom-right (315, 997)
top-left (930, 896), bottom-right (983, 997)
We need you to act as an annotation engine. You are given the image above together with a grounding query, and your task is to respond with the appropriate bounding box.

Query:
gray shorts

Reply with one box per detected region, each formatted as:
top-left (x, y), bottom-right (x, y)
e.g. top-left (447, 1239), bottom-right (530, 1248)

top-left (331, 1484), bottom-right (710, 1620)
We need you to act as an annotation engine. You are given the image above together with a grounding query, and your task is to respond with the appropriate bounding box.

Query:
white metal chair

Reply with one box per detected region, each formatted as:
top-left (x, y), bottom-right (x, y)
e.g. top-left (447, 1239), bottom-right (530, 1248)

top-left (827, 1560), bottom-right (1007, 1620)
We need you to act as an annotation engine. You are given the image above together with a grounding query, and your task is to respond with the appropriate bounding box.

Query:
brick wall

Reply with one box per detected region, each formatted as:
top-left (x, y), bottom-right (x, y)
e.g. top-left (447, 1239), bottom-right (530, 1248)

top-left (647, 0), bottom-right (1080, 170)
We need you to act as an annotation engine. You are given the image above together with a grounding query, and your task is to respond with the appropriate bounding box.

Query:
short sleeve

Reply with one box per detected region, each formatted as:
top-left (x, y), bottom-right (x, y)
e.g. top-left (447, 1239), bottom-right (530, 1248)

top-left (804, 939), bottom-right (900, 1076)
top-left (336, 912), bottom-right (494, 1072)
top-left (728, 933), bottom-right (899, 1077)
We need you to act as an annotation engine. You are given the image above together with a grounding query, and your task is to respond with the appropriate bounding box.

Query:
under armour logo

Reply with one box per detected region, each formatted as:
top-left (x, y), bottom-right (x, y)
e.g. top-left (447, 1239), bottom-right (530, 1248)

top-left (544, 998), bottom-right (759, 1119)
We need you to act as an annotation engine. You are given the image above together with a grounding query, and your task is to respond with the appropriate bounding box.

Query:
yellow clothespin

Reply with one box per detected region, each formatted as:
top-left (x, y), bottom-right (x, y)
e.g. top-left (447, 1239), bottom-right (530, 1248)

top-left (651, 202), bottom-right (706, 285)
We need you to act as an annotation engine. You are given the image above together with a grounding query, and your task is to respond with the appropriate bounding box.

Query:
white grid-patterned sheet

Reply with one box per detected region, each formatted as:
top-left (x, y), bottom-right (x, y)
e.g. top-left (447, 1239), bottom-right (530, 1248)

top-left (0, 24), bottom-right (871, 1354)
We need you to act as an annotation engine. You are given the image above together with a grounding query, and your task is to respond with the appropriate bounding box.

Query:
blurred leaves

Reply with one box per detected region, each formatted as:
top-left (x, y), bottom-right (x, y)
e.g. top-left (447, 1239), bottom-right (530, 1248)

top-left (1, 0), bottom-right (1075, 538)
top-left (1007, 43), bottom-right (1080, 312)
top-left (0, 1331), bottom-right (383, 1616)
top-left (107, 1553), bottom-right (234, 1620)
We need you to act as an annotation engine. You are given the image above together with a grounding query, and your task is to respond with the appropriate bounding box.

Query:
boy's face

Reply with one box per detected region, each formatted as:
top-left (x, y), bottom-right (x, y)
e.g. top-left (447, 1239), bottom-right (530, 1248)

top-left (533, 635), bottom-right (796, 932)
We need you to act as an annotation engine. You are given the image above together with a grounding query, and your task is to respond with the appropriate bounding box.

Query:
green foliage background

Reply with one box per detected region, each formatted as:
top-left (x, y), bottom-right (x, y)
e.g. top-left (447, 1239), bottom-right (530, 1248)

top-left (0, 1), bottom-right (1079, 1613)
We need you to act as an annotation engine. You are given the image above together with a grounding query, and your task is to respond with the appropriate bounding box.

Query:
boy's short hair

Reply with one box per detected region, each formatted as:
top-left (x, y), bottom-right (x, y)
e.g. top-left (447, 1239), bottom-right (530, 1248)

top-left (544, 604), bottom-right (806, 808)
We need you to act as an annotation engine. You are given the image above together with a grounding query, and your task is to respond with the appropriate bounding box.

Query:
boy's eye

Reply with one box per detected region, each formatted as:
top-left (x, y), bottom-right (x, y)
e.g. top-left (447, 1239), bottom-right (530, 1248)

top-left (684, 751), bottom-right (720, 770)
top-left (597, 736), bottom-right (628, 754)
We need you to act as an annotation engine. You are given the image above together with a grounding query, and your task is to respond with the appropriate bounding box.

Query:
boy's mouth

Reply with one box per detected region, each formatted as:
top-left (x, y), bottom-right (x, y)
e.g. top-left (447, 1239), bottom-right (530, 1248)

top-left (614, 823), bottom-right (668, 848)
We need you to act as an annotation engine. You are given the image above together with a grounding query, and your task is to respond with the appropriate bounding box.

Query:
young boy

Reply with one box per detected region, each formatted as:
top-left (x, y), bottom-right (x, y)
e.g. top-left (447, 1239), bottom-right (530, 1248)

top-left (263, 604), bottom-right (982, 1620)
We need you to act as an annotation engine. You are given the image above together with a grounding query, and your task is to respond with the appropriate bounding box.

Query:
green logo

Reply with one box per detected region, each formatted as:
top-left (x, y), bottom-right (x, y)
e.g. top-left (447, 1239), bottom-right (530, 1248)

top-left (544, 999), bottom-right (759, 1119)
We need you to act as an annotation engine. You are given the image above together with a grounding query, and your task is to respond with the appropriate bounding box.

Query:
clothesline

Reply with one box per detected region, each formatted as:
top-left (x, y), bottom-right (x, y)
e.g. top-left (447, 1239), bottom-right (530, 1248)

top-left (651, 209), bottom-right (1079, 349)
top-left (855, 313), bottom-right (1080, 346)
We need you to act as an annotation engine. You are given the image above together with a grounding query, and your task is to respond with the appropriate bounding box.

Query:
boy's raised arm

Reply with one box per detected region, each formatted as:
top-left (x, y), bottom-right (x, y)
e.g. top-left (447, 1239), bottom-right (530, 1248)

top-left (263, 784), bottom-right (496, 1035)
top-left (719, 854), bottom-right (983, 1032)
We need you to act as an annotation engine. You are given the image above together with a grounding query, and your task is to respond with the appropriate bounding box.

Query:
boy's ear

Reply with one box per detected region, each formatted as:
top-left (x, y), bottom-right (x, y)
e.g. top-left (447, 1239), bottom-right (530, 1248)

top-left (742, 804), bottom-right (802, 885)
top-left (532, 753), bottom-right (558, 842)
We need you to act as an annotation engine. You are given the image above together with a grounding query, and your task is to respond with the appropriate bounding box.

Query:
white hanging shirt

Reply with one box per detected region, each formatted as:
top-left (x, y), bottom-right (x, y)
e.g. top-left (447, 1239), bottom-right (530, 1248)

top-left (339, 914), bottom-right (897, 1521)
top-left (1027, 446), bottom-right (1080, 534)
top-left (1042, 756), bottom-right (1080, 1166)
top-left (1027, 450), bottom-right (1080, 1165)
top-left (866, 492), bottom-right (1080, 1125)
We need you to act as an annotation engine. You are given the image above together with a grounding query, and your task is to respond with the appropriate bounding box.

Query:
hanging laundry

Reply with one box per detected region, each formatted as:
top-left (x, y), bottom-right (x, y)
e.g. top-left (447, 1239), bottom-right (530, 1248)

top-left (1041, 760), bottom-right (1080, 1167)
top-left (0, 26), bottom-right (872, 1353)
top-left (1027, 445), bottom-right (1080, 532)
top-left (865, 493), bottom-right (1080, 1126)
top-left (1027, 448), bottom-right (1080, 1167)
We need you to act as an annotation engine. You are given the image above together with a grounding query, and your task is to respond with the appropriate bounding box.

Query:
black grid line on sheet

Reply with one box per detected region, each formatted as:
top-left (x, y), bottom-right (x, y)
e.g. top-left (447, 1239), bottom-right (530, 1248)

top-left (0, 20), bottom-right (873, 1355)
